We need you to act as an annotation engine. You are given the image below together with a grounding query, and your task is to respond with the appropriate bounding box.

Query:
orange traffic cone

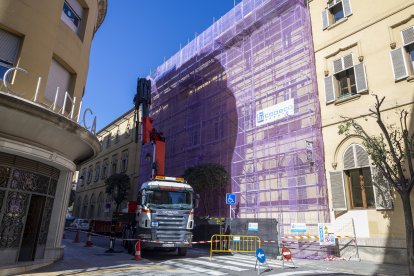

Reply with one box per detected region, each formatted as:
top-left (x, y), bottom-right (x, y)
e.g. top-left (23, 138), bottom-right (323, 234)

top-left (134, 240), bottom-right (141, 261)
top-left (73, 229), bottom-right (80, 243)
top-left (84, 233), bottom-right (93, 247)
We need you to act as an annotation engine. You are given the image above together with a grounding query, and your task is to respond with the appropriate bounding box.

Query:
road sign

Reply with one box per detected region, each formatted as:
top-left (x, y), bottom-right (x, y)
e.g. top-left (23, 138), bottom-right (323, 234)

top-left (226, 193), bottom-right (236, 205)
top-left (290, 223), bottom-right (307, 233)
top-left (318, 223), bottom-right (335, 246)
top-left (255, 248), bottom-right (266, 263)
top-left (281, 247), bottom-right (292, 260)
top-left (248, 222), bottom-right (258, 232)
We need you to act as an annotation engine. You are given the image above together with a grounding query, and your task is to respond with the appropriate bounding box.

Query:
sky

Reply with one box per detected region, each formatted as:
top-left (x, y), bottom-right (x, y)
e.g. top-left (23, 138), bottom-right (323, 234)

top-left (83, 0), bottom-right (237, 131)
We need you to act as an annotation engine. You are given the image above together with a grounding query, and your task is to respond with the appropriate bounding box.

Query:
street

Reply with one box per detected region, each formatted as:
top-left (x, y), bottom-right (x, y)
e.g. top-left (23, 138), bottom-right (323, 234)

top-left (22, 230), bottom-right (396, 276)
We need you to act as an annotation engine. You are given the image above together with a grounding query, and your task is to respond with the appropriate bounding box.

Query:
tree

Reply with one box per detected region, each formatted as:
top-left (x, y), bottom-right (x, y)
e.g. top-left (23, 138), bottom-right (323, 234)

top-left (338, 95), bottom-right (414, 274)
top-left (105, 173), bottom-right (131, 213)
top-left (183, 163), bottom-right (229, 215)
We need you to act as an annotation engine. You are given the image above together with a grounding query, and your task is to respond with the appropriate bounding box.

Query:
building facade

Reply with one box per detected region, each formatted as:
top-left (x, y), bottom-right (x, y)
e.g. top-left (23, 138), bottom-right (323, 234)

top-left (139, 0), bottom-right (329, 258)
top-left (309, 0), bottom-right (414, 263)
top-left (0, 0), bottom-right (105, 271)
top-left (73, 109), bottom-right (141, 221)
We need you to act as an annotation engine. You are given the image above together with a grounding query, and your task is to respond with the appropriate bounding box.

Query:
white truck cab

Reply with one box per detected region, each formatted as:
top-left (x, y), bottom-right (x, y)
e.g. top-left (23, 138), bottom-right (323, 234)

top-left (135, 176), bottom-right (198, 256)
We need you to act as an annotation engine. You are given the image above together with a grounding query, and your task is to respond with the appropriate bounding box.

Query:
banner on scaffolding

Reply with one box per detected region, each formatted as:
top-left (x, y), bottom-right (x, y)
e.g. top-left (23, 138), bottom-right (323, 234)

top-left (318, 223), bottom-right (336, 246)
top-left (256, 98), bottom-right (294, 126)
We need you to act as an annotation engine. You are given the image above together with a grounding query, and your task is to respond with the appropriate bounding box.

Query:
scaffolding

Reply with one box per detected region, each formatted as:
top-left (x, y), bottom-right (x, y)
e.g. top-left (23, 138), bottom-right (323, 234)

top-left (138, 0), bottom-right (329, 253)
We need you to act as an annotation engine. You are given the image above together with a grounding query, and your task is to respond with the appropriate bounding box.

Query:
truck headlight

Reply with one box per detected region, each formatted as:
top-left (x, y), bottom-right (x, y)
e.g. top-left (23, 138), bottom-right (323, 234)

top-left (151, 221), bottom-right (159, 227)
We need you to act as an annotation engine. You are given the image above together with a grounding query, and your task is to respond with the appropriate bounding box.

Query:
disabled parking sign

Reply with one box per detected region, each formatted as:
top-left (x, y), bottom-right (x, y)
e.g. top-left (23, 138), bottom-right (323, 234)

top-left (226, 193), bottom-right (236, 205)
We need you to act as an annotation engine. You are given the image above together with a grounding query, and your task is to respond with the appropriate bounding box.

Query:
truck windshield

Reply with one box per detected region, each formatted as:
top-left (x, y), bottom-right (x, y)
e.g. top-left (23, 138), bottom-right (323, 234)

top-left (146, 190), bottom-right (192, 209)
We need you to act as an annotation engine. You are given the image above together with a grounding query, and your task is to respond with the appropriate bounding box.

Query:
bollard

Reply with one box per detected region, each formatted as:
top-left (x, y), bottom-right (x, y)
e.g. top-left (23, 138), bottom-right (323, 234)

top-left (134, 240), bottom-right (141, 261)
top-left (73, 229), bottom-right (80, 243)
top-left (84, 233), bottom-right (93, 247)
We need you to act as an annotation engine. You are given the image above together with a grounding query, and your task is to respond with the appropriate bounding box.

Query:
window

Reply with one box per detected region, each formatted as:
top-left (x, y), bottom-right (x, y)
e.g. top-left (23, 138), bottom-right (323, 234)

top-left (111, 155), bottom-right (118, 175)
top-left (94, 162), bottom-right (100, 182)
top-left (322, 0), bottom-right (352, 30)
top-left (329, 144), bottom-right (392, 211)
top-left (121, 150), bottom-right (129, 173)
top-left (80, 168), bottom-right (87, 186)
top-left (101, 159), bottom-right (108, 179)
top-left (125, 123), bottom-right (131, 138)
top-left (87, 166), bottom-right (93, 184)
top-left (324, 53), bottom-right (368, 103)
top-left (61, 0), bottom-right (83, 34)
top-left (390, 26), bottom-right (414, 80)
top-left (0, 29), bottom-right (21, 81)
top-left (106, 134), bottom-right (111, 148)
top-left (115, 129), bottom-right (120, 143)
top-left (337, 70), bottom-right (356, 98)
top-left (345, 167), bottom-right (375, 208)
top-left (44, 59), bottom-right (72, 108)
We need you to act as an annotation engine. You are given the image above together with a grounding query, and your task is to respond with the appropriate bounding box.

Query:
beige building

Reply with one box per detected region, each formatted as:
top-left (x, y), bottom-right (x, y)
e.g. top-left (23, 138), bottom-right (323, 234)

top-left (309, 0), bottom-right (414, 263)
top-left (73, 109), bottom-right (141, 221)
top-left (0, 0), bottom-right (105, 273)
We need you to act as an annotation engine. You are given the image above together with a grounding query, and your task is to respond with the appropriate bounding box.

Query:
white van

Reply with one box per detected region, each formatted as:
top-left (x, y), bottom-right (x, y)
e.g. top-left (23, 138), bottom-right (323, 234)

top-left (70, 219), bottom-right (90, 231)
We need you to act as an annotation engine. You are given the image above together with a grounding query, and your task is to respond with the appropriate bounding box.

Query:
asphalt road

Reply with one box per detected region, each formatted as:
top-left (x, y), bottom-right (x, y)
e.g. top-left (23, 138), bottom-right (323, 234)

top-left (60, 230), bottom-right (359, 276)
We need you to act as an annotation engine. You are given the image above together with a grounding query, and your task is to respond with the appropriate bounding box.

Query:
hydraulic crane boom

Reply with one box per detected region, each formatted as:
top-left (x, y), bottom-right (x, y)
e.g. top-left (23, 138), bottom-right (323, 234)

top-left (133, 78), bottom-right (165, 178)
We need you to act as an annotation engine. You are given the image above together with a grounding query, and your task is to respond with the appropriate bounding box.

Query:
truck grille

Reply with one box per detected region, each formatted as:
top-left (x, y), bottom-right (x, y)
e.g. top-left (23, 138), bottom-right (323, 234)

top-left (152, 212), bottom-right (188, 241)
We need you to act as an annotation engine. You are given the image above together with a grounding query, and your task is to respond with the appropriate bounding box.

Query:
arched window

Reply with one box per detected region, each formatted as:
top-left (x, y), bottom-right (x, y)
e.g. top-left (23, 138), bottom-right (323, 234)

top-left (329, 143), bottom-right (392, 211)
top-left (343, 144), bottom-right (375, 209)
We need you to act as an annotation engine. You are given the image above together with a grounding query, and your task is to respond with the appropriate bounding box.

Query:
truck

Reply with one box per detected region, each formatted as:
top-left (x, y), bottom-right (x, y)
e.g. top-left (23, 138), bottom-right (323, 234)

top-left (129, 78), bottom-right (198, 256)
top-left (135, 175), bottom-right (197, 256)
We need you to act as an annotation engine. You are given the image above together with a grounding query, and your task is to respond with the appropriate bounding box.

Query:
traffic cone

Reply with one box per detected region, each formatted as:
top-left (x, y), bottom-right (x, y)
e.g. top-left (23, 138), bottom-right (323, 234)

top-left (73, 229), bottom-right (80, 243)
top-left (134, 240), bottom-right (141, 261)
top-left (84, 233), bottom-right (93, 247)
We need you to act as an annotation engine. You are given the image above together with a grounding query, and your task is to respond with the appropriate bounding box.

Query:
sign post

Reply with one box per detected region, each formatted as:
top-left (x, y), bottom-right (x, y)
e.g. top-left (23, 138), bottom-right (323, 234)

top-left (226, 193), bottom-right (236, 219)
top-left (255, 248), bottom-right (271, 275)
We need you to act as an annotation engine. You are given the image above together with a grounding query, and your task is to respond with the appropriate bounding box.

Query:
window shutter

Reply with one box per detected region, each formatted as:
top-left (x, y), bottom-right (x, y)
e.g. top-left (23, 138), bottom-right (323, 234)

top-left (324, 75), bottom-right (335, 103)
top-left (342, 0), bottom-right (352, 17)
top-left (330, 171), bottom-right (347, 211)
top-left (354, 62), bottom-right (368, 93)
top-left (333, 58), bottom-right (344, 74)
top-left (401, 26), bottom-right (414, 46)
top-left (355, 144), bottom-right (369, 167)
top-left (371, 167), bottom-right (393, 210)
top-left (343, 145), bottom-right (356, 170)
top-left (44, 59), bottom-right (71, 107)
top-left (322, 10), bottom-right (329, 30)
top-left (343, 54), bottom-right (354, 70)
top-left (0, 29), bottom-right (20, 65)
top-left (390, 48), bottom-right (408, 80)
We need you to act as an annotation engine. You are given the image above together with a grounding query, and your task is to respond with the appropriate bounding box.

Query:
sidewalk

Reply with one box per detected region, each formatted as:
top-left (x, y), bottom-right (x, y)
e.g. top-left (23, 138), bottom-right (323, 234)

top-left (275, 256), bottom-right (409, 276)
top-left (20, 237), bottom-right (151, 275)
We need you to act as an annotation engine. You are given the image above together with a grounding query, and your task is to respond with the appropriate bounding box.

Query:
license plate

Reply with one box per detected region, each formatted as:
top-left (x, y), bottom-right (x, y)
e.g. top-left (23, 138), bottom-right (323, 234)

top-left (162, 244), bottom-right (175, 247)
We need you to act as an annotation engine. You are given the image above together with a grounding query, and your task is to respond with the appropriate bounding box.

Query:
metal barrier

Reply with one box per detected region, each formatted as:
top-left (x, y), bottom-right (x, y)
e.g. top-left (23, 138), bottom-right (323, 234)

top-left (210, 234), bottom-right (261, 259)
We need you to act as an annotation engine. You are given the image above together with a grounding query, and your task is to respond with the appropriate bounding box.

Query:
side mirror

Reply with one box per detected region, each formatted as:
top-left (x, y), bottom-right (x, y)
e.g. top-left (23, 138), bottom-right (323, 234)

top-left (193, 193), bottom-right (200, 209)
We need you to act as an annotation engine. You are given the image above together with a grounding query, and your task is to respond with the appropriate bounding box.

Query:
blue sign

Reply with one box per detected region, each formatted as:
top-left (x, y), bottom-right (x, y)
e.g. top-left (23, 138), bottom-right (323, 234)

top-left (226, 193), bottom-right (236, 205)
top-left (256, 248), bottom-right (266, 263)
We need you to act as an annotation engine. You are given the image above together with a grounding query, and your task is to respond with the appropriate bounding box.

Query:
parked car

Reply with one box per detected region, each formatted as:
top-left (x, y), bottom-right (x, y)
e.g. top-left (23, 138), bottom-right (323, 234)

top-left (70, 219), bottom-right (90, 231)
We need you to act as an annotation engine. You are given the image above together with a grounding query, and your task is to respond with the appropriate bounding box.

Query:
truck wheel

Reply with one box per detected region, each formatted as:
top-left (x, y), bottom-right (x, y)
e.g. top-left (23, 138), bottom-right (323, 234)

top-left (178, 247), bottom-right (187, 256)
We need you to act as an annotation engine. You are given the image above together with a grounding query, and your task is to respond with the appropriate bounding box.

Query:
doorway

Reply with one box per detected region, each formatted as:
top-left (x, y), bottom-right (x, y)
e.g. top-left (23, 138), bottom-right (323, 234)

top-left (18, 195), bottom-right (45, 262)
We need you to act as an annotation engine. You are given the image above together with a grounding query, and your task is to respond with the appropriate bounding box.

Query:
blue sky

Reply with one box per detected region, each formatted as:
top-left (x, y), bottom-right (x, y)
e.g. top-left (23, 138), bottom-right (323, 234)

top-left (83, 0), bottom-right (236, 131)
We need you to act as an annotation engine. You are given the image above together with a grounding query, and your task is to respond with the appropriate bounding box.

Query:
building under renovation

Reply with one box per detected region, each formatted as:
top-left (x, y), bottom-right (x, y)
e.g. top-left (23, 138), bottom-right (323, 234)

top-left (139, 0), bottom-right (329, 243)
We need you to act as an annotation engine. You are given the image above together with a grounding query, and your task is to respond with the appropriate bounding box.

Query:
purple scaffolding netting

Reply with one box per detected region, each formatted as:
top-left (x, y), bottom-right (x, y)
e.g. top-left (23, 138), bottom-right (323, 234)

top-left (138, 0), bottom-right (329, 258)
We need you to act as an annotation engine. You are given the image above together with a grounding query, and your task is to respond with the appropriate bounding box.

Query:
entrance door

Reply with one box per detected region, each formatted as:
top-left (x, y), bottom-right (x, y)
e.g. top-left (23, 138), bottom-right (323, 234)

top-left (18, 195), bottom-right (45, 262)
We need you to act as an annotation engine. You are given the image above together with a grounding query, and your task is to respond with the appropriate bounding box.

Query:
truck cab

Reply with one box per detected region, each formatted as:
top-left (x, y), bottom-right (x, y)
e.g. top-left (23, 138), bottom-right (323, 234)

top-left (136, 176), bottom-right (198, 256)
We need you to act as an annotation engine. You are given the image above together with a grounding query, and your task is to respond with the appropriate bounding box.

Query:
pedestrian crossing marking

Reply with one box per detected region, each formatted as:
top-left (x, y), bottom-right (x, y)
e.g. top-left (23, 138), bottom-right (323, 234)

top-left (163, 260), bottom-right (226, 275)
top-left (181, 258), bottom-right (248, 271)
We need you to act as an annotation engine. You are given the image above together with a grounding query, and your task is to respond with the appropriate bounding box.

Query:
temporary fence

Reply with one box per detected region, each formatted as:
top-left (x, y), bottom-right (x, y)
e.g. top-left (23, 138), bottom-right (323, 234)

top-left (210, 234), bottom-right (261, 259)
